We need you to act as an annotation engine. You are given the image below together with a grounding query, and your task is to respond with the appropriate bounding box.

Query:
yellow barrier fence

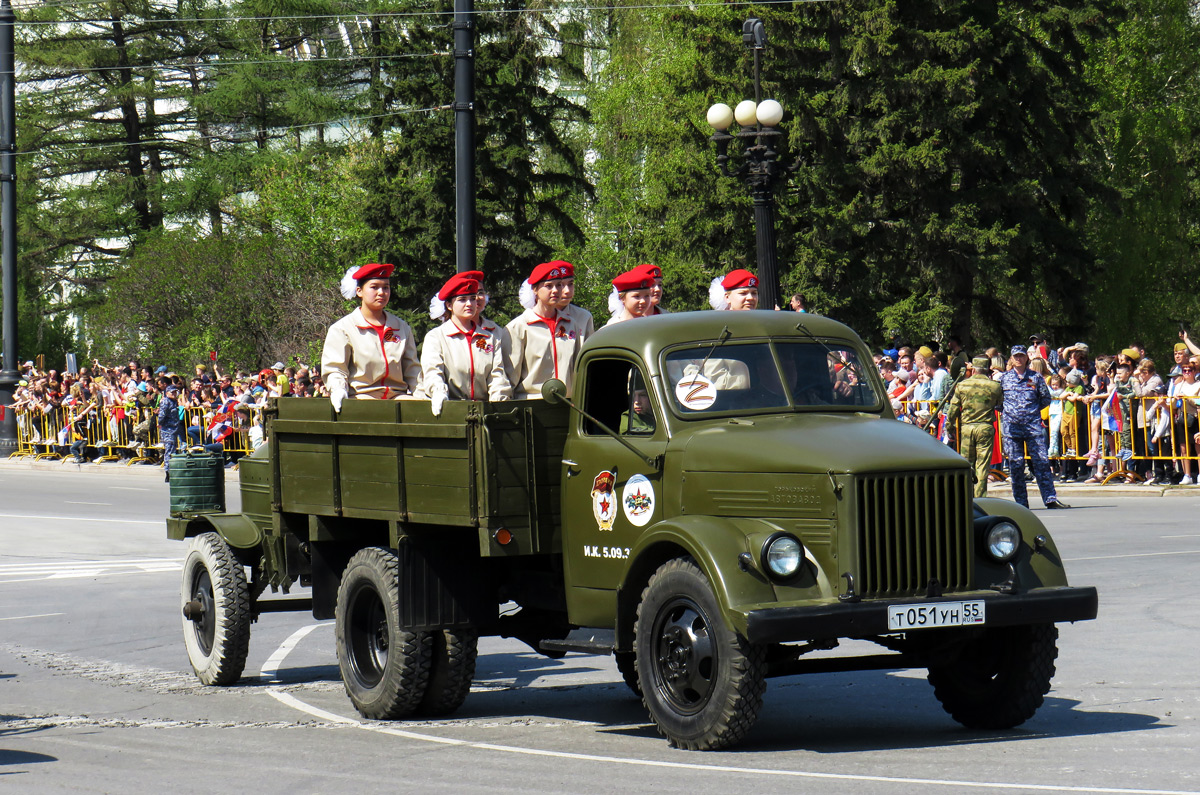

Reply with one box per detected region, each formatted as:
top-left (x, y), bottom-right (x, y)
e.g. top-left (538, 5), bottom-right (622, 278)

top-left (9, 403), bottom-right (264, 465)
top-left (899, 395), bottom-right (1200, 483)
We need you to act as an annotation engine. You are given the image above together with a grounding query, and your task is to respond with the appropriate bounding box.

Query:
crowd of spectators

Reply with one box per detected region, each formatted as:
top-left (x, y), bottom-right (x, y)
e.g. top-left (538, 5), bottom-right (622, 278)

top-left (876, 332), bottom-right (1200, 486)
top-left (7, 357), bottom-right (323, 464)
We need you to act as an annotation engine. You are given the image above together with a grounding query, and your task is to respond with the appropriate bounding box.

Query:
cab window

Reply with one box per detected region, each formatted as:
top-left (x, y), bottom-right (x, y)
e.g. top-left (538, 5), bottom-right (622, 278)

top-left (582, 359), bottom-right (658, 437)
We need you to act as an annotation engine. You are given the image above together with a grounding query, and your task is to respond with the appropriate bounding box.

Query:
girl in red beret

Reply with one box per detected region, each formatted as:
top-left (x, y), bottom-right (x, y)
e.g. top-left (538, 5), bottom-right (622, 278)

top-left (321, 263), bottom-right (422, 412)
top-left (507, 260), bottom-right (587, 397)
top-left (708, 269), bottom-right (759, 311)
top-left (420, 274), bottom-right (512, 415)
top-left (605, 268), bottom-right (655, 326)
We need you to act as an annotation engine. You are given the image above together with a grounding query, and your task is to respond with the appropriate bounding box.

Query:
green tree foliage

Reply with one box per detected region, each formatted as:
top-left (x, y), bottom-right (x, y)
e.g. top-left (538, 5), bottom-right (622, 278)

top-left (356, 0), bottom-right (591, 333)
top-left (588, 1), bottom-right (1115, 347)
top-left (9, 0), bottom-right (1200, 370)
top-left (1083, 0), bottom-right (1200, 360)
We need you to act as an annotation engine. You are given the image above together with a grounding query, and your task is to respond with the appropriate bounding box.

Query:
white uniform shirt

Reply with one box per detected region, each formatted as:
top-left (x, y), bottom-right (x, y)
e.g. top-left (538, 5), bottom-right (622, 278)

top-left (562, 303), bottom-right (595, 342)
top-left (321, 308), bottom-right (422, 399)
top-left (505, 308), bottom-right (587, 398)
top-left (420, 318), bottom-right (512, 402)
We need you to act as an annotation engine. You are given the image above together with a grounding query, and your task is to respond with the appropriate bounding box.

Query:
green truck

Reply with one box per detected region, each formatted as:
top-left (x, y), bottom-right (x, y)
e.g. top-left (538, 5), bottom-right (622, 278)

top-left (168, 311), bottom-right (1097, 750)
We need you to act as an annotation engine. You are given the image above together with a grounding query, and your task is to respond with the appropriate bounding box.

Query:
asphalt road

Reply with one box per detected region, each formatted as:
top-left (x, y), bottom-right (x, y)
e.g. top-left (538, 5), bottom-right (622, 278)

top-left (1, 466), bottom-right (1198, 794)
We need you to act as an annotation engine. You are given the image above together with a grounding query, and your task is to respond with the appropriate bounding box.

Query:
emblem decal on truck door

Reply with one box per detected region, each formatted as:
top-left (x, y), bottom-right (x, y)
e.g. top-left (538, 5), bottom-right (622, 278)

top-left (622, 474), bottom-right (655, 527)
top-left (591, 469), bottom-right (617, 531)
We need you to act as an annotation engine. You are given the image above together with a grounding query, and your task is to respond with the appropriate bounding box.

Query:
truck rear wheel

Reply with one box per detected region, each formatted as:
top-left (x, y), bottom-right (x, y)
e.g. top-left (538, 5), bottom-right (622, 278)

top-left (614, 651), bottom-right (641, 697)
top-left (928, 623), bottom-right (1058, 729)
top-left (180, 532), bottom-right (250, 686)
top-left (417, 628), bottom-right (479, 716)
top-left (335, 547), bottom-right (432, 719)
top-left (635, 557), bottom-right (766, 750)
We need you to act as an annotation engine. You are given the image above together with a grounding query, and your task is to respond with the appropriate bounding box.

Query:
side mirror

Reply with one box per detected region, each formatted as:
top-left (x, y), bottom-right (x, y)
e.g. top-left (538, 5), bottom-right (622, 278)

top-left (541, 378), bottom-right (568, 405)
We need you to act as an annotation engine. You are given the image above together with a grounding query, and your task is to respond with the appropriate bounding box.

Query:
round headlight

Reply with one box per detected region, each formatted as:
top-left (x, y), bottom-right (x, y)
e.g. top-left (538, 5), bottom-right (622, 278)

top-left (985, 522), bottom-right (1021, 562)
top-left (762, 534), bottom-right (803, 580)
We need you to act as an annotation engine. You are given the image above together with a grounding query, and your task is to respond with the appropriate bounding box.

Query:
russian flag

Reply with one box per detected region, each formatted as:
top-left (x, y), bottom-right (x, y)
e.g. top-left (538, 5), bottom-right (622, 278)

top-left (1102, 389), bottom-right (1123, 434)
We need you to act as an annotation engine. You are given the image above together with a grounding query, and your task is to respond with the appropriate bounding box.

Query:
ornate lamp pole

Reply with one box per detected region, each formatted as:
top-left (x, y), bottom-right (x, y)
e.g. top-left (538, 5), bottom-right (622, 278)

top-left (705, 18), bottom-right (799, 313)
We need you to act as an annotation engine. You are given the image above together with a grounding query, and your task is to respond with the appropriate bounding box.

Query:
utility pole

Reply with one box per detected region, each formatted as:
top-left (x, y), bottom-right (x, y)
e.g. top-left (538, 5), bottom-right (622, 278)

top-left (453, 0), bottom-right (475, 273)
top-left (0, 0), bottom-right (18, 453)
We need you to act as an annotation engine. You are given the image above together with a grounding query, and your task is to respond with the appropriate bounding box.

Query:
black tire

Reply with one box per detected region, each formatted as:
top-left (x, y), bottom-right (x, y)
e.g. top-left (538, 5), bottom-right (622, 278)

top-left (614, 651), bottom-right (641, 697)
top-left (181, 532), bottom-right (251, 686)
top-left (417, 628), bottom-right (479, 717)
top-left (635, 557), bottom-right (767, 750)
top-left (928, 623), bottom-right (1058, 729)
top-left (335, 547), bottom-right (432, 720)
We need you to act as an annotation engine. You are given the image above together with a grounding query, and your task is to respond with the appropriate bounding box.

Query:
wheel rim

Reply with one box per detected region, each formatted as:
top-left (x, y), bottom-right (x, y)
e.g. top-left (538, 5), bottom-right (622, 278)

top-left (651, 596), bottom-right (716, 714)
top-left (189, 565), bottom-right (216, 656)
top-left (347, 581), bottom-right (389, 689)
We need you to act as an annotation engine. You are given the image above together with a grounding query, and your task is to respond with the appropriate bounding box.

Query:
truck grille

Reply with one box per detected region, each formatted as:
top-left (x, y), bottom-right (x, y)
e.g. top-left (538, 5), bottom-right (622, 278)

top-left (854, 471), bottom-right (973, 598)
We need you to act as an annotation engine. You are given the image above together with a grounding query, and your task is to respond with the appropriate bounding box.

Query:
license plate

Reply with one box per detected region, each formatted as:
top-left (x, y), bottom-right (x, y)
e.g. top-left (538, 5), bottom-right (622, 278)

top-left (887, 601), bottom-right (985, 631)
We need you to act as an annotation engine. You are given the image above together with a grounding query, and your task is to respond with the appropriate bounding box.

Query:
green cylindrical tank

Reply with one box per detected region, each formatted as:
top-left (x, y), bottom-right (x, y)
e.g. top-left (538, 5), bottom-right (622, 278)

top-left (169, 451), bottom-right (226, 515)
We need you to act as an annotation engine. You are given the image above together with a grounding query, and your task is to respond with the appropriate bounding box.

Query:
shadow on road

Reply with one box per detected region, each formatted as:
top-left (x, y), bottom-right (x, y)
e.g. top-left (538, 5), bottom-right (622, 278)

top-left (0, 748), bottom-right (57, 768)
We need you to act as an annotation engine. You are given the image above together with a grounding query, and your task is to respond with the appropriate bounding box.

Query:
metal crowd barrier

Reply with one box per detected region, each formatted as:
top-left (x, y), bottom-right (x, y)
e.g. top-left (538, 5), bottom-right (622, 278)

top-left (8, 404), bottom-right (264, 465)
top-left (898, 395), bottom-right (1200, 483)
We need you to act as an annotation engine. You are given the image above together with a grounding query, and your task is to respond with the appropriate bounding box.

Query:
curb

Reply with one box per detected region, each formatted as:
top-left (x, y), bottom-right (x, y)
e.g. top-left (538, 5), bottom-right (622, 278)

top-left (0, 457), bottom-right (241, 482)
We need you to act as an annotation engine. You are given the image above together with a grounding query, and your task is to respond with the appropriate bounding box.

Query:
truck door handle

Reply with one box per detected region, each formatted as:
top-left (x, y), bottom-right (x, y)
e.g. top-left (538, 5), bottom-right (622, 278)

top-left (562, 459), bottom-right (580, 477)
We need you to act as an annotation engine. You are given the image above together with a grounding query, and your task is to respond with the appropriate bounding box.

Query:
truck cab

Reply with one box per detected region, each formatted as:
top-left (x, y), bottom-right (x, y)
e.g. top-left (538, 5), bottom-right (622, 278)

top-left (168, 310), bottom-right (1097, 751)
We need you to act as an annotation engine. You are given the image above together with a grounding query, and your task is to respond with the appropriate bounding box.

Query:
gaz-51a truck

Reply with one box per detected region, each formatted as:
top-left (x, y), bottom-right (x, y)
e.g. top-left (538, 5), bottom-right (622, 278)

top-left (167, 311), bottom-right (1097, 750)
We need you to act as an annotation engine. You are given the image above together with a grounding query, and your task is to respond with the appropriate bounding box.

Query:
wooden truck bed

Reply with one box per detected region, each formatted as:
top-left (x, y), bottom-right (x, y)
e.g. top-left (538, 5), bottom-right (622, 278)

top-left (269, 398), bottom-right (569, 556)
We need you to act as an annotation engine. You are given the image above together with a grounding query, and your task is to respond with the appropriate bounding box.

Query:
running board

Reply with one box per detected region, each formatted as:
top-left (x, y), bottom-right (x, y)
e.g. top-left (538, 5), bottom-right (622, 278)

top-left (539, 628), bottom-right (615, 656)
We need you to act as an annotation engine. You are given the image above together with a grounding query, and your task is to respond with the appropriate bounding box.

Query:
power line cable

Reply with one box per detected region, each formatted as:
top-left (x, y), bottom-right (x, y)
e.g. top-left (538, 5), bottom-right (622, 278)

top-left (17, 50), bottom-right (450, 78)
top-left (12, 0), bottom-right (831, 27)
top-left (13, 104), bottom-right (450, 157)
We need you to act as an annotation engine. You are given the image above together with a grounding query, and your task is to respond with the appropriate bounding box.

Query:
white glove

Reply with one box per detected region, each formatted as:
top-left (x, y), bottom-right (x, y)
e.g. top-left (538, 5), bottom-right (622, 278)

top-left (431, 389), bottom-right (447, 417)
top-left (330, 386), bottom-right (347, 414)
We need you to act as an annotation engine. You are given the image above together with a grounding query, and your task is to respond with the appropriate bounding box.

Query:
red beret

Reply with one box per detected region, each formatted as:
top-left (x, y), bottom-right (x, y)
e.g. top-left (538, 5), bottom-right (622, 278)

top-left (460, 270), bottom-right (485, 283)
top-left (527, 260), bottom-right (574, 285)
top-left (352, 262), bottom-right (395, 281)
top-left (612, 269), bottom-right (654, 293)
top-left (437, 274), bottom-right (481, 301)
top-left (721, 269), bottom-right (758, 291)
top-left (634, 263), bottom-right (662, 280)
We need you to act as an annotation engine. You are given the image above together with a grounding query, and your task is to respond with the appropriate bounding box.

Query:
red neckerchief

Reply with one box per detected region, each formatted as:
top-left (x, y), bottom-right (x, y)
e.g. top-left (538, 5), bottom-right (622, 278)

top-left (529, 310), bottom-right (566, 379)
top-left (356, 311), bottom-right (396, 399)
top-left (449, 319), bottom-right (481, 399)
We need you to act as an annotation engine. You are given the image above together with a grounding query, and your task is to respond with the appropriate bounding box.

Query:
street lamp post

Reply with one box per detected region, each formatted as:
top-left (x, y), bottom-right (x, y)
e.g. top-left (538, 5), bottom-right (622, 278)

top-left (0, 0), bottom-right (17, 453)
top-left (705, 18), bottom-right (798, 313)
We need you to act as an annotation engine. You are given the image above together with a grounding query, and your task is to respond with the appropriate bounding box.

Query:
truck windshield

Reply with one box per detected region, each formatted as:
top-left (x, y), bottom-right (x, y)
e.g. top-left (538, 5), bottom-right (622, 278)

top-left (664, 341), bottom-right (881, 416)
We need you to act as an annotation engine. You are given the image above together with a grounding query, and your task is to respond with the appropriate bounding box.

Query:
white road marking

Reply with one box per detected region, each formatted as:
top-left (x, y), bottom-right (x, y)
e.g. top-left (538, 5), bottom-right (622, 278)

top-left (260, 634), bottom-right (1197, 795)
top-left (1065, 549), bottom-right (1200, 562)
top-left (265, 690), bottom-right (1197, 795)
top-left (259, 624), bottom-right (324, 681)
top-left (65, 501), bottom-right (112, 506)
top-left (0, 612), bottom-right (64, 621)
top-left (110, 486), bottom-right (149, 491)
top-left (0, 512), bottom-right (159, 525)
top-left (0, 558), bottom-right (181, 583)
top-left (1161, 534), bottom-right (1200, 538)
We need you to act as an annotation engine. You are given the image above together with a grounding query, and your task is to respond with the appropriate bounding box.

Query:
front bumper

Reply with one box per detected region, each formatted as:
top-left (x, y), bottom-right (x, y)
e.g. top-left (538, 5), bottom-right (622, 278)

top-left (743, 585), bottom-right (1098, 645)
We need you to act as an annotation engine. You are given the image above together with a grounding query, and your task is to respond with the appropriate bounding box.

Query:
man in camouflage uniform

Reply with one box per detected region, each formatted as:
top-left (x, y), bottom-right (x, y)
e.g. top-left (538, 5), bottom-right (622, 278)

top-left (946, 357), bottom-right (1002, 497)
top-left (1000, 345), bottom-right (1071, 509)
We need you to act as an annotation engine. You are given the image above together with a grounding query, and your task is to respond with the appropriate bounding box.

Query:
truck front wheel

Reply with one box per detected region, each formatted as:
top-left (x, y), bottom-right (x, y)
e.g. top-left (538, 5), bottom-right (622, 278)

top-left (927, 623), bottom-right (1058, 729)
top-left (335, 547), bottom-right (432, 719)
top-left (635, 557), bottom-right (767, 750)
top-left (180, 532), bottom-right (251, 685)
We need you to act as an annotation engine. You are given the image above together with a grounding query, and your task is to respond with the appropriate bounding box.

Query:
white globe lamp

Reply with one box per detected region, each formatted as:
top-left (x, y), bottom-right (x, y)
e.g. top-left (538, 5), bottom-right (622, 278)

top-left (706, 103), bottom-right (734, 131)
top-left (734, 100), bottom-right (758, 127)
top-left (756, 99), bottom-right (784, 127)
